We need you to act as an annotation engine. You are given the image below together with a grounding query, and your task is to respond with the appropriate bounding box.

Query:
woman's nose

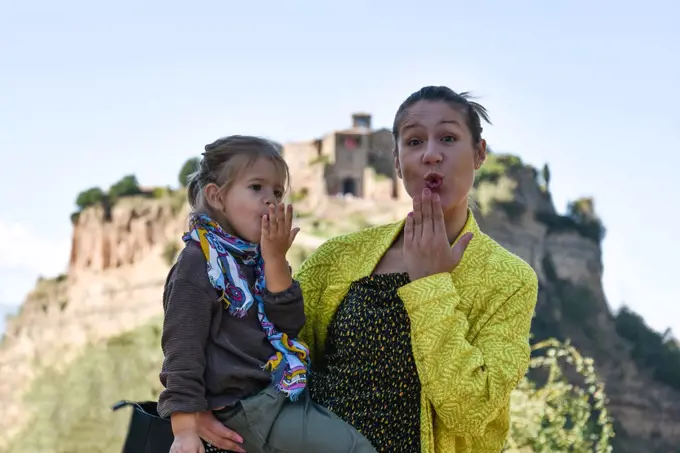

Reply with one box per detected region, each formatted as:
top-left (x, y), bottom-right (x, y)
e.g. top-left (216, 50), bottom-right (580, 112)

top-left (422, 142), bottom-right (443, 165)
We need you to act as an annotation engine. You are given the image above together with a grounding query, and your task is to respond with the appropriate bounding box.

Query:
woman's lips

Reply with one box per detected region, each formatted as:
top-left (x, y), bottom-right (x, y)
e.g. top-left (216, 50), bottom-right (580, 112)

top-left (424, 172), bottom-right (444, 192)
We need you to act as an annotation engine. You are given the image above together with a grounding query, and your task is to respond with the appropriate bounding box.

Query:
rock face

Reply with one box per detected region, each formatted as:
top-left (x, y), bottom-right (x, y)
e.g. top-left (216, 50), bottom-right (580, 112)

top-left (1, 164), bottom-right (679, 452)
top-left (0, 195), bottom-right (189, 448)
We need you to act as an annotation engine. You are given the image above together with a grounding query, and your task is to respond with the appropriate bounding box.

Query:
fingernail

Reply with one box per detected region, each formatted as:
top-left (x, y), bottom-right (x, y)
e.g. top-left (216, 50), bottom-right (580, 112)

top-left (407, 212), bottom-right (413, 217)
top-left (423, 188), bottom-right (431, 195)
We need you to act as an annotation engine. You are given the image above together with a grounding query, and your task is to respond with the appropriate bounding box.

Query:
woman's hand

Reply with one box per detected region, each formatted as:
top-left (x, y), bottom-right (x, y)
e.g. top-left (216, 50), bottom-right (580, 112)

top-left (403, 188), bottom-right (473, 282)
top-left (170, 432), bottom-right (205, 453)
top-left (261, 203), bottom-right (300, 263)
top-left (195, 410), bottom-right (246, 453)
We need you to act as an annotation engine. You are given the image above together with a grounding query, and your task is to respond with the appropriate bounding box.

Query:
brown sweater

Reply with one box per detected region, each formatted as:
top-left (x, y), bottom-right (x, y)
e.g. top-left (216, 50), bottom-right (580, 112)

top-left (157, 241), bottom-right (305, 418)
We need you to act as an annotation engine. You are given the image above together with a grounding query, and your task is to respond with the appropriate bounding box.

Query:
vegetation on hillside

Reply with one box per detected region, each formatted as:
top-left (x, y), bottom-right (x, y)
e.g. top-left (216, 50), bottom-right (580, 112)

top-left (5, 318), bottom-right (613, 453)
top-left (615, 307), bottom-right (680, 392)
top-left (474, 152), bottom-right (526, 186)
top-left (4, 320), bottom-right (165, 453)
top-left (71, 174), bottom-right (143, 223)
top-left (178, 157), bottom-right (200, 187)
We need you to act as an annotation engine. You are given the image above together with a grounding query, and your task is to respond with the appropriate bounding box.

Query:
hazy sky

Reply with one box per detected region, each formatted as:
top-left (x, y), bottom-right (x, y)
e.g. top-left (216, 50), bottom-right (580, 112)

top-left (1, 0), bottom-right (678, 335)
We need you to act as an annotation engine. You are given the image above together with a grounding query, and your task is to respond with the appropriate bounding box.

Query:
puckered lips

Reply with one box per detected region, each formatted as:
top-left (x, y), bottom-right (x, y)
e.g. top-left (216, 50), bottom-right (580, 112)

top-left (424, 172), bottom-right (444, 193)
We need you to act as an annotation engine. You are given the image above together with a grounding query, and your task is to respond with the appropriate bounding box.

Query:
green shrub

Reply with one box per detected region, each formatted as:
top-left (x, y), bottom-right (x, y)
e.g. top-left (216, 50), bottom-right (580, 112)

top-left (6, 320), bottom-right (165, 453)
top-left (289, 188), bottom-right (309, 203)
top-left (162, 242), bottom-right (179, 266)
top-left (505, 339), bottom-right (614, 452)
top-left (535, 211), bottom-right (605, 243)
top-left (178, 157), bottom-right (200, 187)
top-left (75, 187), bottom-right (106, 211)
top-left (496, 200), bottom-right (526, 221)
top-left (308, 155), bottom-right (329, 166)
top-left (152, 187), bottom-right (171, 199)
top-left (108, 175), bottom-right (142, 201)
top-left (475, 153), bottom-right (525, 186)
top-left (615, 307), bottom-right (680, 392)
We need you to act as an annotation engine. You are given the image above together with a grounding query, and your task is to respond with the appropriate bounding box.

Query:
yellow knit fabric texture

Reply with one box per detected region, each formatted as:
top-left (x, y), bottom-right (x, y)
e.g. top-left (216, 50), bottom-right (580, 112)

top-left (294, 210), bottom-right (538, 453)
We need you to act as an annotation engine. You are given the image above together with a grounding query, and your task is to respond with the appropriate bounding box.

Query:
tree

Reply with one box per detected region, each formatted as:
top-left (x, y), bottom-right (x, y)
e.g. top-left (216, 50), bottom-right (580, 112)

top-left (75, 187), bottom-right (106, 211)
top-left (178, 157), bottom-right (200, 187)
top-left (542, 163), bottom-right (551, 191)
top-left (567, 197), bottom-right (606, 242)
top-left (108, 175), bottom-right (141, 200)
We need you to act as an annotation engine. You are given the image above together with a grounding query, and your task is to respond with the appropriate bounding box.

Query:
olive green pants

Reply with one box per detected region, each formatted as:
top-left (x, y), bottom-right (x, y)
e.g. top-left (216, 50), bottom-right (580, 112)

top-left (214, 385), bottom-right (376, 453)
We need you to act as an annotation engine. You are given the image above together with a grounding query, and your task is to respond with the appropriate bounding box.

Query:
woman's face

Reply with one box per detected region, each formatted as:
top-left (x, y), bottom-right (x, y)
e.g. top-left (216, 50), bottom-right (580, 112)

top-left (394, 100), bottom-right (486, 214)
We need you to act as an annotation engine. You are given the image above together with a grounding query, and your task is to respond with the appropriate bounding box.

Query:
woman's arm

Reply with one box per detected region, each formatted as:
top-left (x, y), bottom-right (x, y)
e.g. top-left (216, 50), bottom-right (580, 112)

top-left (397, 269), bottom-right (538, 437)
top-left (292, 243), bottom-right (334, 362)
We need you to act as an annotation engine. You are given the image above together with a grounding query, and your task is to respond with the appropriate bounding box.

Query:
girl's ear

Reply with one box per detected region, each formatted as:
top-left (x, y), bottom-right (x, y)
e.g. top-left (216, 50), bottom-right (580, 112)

top-left (204, 183), bottom-right (222, 210)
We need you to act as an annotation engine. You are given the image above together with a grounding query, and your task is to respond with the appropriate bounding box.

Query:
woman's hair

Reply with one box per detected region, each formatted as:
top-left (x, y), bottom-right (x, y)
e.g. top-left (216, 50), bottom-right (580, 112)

top-left (391, 86), bottom-right (492, 146)
top-left (187, 135), bottom-right (289, 213)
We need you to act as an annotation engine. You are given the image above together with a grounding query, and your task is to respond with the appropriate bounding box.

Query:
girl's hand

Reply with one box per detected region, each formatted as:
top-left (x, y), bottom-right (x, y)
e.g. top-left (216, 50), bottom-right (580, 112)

top-left (170, 431), bottom-right (205, 453)
top-left (403, 188), bottom-right (473, 282)
top-left (261, 203), bottom-right (300, 263)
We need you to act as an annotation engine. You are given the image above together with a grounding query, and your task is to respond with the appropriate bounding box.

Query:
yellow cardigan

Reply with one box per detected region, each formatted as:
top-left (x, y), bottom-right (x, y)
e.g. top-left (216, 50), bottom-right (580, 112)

top-left (294, 210), bottom-right (538, 453)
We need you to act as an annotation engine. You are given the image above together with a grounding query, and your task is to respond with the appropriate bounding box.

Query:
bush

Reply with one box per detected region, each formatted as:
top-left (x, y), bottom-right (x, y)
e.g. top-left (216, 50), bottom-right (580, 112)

top-left (162, 242), bottom-right (179, 266)
top-left (5, 320), bottom-right (165, 453)
top-left (152, 186), bottom-right (171, 199)
top-left (535, 211), bottom-right (605, 243)
top-left (475, 153), bottom-right (525, 186)
top-left (615, 307), bottom-right (680, 392)
top-left (178, 157), bottom-right (200, 188)
top-left (289, 188), bottom-right (309, 203)
top-left (496, 200), bottom-right (526, 222)
top-left (75, 187), bottom-right (106, 211)
top-left (505, 339), bottom-right (614, 452)
top-left (108, 175), bottom-right (141, 201)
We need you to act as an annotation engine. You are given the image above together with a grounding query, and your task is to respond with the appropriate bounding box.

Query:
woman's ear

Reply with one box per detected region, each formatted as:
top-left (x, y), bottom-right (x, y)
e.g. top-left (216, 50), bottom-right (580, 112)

top-left (204, 183), bottom-right (222, 210)
top-left (474, 139), bottom-right (488, 170)
top-left (394, 150), bottom-right (403, 179)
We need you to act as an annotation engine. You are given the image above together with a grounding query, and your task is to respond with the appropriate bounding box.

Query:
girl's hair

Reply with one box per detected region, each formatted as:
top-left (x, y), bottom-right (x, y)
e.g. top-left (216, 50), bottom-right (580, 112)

top-left (392, 86), bottom-right (492, 146)
top-left (187, 135), bottom-right (289, 213)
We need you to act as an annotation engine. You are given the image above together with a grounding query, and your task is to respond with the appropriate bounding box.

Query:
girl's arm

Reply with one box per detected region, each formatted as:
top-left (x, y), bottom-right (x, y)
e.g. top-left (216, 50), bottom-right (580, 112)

top-left (397, 269), bottom-right (538, 437)
top-left (263, 258), bottom-right (306, 338)
top-left (158, 277), bottom-right (214, 418)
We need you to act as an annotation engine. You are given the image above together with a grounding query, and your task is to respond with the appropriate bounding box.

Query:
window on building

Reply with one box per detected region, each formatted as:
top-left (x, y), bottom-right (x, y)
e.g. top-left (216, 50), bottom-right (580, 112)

top-left (344, 136), bottom-right (359, 150)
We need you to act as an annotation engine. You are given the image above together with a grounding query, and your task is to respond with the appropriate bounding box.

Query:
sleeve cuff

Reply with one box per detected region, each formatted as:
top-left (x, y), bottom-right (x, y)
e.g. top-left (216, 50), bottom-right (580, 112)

top-left (397, 272), bottom-right (460, 313)
top-left (263, 280), bottom-right (302, 304)
top-left (157, 394), bottom-right (208, 418)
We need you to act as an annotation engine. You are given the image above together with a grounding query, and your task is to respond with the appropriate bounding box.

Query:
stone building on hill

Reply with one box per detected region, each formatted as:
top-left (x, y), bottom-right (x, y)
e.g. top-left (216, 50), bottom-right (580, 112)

top-left (282, 113), bottom-right (408, 203)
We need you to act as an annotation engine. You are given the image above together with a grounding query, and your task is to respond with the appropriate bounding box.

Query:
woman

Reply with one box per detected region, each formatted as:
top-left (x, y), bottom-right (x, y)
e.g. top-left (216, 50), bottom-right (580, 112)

top-left (195, 86), bottom-right (538, 453)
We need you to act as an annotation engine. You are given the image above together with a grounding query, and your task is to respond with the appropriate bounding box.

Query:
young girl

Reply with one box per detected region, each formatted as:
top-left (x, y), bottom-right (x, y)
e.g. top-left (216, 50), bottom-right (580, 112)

top-left (157, 135), bottom-right (376, 453)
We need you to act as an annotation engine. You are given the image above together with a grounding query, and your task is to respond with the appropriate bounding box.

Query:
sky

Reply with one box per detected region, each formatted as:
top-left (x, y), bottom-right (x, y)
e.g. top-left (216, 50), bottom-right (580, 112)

top-left (0, 0), bottom-right (678, 336)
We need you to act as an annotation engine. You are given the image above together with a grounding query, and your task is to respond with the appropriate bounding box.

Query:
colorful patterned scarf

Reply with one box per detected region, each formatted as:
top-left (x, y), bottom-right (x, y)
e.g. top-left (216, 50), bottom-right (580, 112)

top-left (182, 214), bottom-right (310, 401)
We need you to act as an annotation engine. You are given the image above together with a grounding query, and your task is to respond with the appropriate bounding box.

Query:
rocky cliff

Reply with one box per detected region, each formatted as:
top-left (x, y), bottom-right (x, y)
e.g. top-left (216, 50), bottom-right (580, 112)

top-left (1, 158), bottom-right (679, 452)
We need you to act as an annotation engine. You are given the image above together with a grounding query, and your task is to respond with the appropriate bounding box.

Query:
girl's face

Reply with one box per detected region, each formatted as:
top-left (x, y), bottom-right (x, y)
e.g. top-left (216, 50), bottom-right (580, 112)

top-left (207, 158), bottom-right (285, 243)
top-left (394, 100), bottom-right (486, 215)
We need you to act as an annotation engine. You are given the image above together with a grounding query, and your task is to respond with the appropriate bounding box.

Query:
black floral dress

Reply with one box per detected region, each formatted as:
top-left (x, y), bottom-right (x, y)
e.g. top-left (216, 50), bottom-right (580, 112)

top-left (310, 273), bottom-right (421, 453)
